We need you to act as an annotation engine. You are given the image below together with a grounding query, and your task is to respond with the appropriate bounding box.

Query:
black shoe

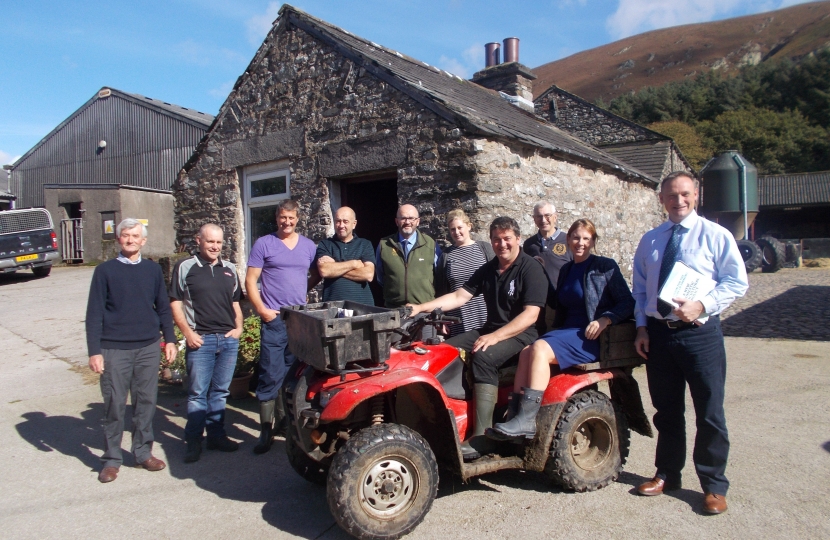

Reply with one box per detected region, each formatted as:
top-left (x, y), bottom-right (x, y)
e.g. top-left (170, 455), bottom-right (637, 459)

top-left (184, 439), bottom-right (202, 463)
top-left (206, 436), bottom-right (239, 452)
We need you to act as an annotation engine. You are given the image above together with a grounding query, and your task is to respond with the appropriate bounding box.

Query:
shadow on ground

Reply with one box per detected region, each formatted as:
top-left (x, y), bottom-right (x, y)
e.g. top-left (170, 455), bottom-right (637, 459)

top-left (0, 271), bottom-right (44, 286)
top-left (14, 384), bottom-right (339, 539)
top-left (722, 286), bottom-right (830, 341)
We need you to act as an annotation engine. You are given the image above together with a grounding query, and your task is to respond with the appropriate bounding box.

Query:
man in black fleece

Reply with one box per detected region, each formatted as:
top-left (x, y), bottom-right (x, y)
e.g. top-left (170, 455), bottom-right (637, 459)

top-left (86, 218), bottom-right (177, 483)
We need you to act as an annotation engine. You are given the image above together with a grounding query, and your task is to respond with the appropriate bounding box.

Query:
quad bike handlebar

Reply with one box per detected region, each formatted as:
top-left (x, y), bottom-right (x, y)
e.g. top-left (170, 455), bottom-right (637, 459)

top-left (393, 308), bottom-right (460, 348)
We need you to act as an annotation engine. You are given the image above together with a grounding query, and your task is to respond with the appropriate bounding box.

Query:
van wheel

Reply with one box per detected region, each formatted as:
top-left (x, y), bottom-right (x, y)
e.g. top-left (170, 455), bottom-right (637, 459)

top-left (544, 390), bottom-right (629, 492)
top-left (32, 265), bottom-right (51, 277)
top-left (327, 424), bottom-right (438, 540)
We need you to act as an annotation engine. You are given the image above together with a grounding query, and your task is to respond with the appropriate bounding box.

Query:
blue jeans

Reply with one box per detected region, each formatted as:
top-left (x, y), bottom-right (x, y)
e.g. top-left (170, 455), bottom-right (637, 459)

top-left (257, 317), bottom-right (295, 402)
top-left (185, 334), bottom-right (239, 441)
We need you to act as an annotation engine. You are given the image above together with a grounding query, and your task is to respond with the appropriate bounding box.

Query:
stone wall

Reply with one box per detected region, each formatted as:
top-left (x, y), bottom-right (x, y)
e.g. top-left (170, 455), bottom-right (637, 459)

top-left (175, 21), bottom-right (663, 282)
top-left (468, 139), bottom-right (664, 275)
top-left (535, 87), bottom-right (660, 147)
top-left (175, 22), bottom-right (478, 269)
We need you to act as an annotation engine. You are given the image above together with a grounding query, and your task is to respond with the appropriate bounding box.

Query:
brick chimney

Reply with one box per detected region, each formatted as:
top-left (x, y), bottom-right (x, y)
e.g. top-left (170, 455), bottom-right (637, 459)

top-left (472, 37), bottom-right (536, 112)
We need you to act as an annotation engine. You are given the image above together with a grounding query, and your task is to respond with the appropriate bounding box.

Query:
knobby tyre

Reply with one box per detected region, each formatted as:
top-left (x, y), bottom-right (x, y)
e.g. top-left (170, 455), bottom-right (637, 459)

top-left (544, 389), bottom-right (629, 492)
top-left (736, 239), bottom-right (762, 272)
top-left (756, 236), bottom-right (785, 273)
top-left (326, 423), bottom-right (438, 540)
top-left (285, 431), bottom-right (329, 486)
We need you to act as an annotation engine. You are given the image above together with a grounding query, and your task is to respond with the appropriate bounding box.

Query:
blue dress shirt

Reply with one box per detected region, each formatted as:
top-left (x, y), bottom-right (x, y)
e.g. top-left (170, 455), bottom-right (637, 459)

top-left (632, 210), bottom-right (748, 326)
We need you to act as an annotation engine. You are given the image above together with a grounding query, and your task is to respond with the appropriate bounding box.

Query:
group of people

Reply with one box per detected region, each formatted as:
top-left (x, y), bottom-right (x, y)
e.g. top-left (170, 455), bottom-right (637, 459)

top-left (85, 171), bottom-right (747, 516)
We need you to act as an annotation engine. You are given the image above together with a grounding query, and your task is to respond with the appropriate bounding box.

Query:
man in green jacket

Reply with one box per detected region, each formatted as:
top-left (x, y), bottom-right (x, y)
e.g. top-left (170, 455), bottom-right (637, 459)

top-left (375, 204), bottom-right (440, 308)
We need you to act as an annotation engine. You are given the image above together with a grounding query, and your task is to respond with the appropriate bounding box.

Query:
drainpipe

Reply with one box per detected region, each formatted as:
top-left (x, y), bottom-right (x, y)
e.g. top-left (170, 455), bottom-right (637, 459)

top-left (732, 153), bottom-right (749, 241)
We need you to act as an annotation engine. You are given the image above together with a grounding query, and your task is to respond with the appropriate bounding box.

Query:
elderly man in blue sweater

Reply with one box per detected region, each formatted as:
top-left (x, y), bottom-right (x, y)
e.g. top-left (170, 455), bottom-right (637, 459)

top-left (86, 218), bottom-right (178, 483)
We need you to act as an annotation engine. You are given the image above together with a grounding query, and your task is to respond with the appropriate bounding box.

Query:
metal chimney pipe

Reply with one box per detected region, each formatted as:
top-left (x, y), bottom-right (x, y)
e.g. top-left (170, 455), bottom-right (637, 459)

top-left (503, 37), bottom-right (519, 63)
top-left (484, 43), bottom-right (500, 67)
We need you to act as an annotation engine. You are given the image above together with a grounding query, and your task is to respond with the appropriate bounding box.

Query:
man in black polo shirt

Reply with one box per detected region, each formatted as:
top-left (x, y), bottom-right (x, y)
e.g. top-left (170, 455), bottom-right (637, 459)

top-left (316, 206), bottom-right (376, 305)
top-left (409, 216), bottom-right (548, 460)
top-left (170, 224), bottom-right (243, 463)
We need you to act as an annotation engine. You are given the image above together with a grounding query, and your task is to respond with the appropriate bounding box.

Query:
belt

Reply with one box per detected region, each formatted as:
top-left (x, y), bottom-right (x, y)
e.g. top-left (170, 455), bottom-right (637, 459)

top-left (650, 317), bottom-right (697, 330)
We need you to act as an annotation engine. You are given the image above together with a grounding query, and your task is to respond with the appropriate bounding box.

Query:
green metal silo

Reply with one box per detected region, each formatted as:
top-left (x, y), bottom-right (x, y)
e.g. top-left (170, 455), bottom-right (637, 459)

top-left (700, 150), bottom-right (759, 240)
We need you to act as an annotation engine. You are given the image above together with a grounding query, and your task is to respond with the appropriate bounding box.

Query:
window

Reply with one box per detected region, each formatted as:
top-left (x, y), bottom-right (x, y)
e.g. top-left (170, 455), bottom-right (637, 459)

top-left (244, 163), bottom-right (290, 251)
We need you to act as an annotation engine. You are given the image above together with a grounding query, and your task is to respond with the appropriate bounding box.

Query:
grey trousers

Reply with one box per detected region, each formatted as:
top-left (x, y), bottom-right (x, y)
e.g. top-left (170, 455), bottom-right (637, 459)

top-left (99, 340), bottom-right (161, 468)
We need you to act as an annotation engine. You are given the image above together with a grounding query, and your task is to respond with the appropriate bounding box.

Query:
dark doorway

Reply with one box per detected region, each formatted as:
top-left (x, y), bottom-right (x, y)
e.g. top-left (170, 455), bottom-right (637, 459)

top-left (61, 202), bottom-right (83, 220)
top-left (340, 176), bottom-right (397, 306)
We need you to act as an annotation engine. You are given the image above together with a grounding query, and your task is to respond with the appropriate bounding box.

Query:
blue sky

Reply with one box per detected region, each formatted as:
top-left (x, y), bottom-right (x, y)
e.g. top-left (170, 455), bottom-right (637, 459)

top-left (0, 0), bottom-right (811, 164)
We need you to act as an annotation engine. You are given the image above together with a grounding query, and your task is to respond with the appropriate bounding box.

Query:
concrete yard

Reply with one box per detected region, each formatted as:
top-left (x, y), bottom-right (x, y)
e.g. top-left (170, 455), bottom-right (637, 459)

top-left (1, 266), bottom-right (828, 539)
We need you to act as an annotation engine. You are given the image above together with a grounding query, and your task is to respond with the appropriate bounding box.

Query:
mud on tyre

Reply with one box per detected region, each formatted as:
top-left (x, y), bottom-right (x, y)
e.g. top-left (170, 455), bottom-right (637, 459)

top-left (544, 389), bottom-right (630, 492)
top-left (286, 432), bottom-right (329, 486)
top-left (326, 424), bottom-right (438, 540)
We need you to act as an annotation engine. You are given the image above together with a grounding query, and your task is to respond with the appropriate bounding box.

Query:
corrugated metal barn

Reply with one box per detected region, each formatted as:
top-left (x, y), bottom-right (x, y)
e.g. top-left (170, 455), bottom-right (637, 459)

top-left (8, 87), bottom-right (213, 208)
top-left (6, 87), bottom-right (214, 261)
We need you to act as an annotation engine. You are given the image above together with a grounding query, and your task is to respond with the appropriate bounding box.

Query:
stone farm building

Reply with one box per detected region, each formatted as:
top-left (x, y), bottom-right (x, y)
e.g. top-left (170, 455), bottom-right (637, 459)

top-left (176, 4), bottom-right (669, 282)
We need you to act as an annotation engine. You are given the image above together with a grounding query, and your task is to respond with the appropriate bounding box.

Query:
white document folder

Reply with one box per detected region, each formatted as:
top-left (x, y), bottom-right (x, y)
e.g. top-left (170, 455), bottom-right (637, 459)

top-left (657, 261), bottom-right (717, 324)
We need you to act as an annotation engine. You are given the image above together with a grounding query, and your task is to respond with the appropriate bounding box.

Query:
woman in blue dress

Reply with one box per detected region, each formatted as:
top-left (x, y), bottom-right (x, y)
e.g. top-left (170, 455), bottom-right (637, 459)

top-left (487, 218), bottom-right (634, 441)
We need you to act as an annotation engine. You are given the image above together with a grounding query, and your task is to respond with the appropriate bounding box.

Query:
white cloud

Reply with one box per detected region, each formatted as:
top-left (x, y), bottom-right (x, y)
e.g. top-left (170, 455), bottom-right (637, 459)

top-left (174, 39), bottom-right (248, 68)
top-left (246, 1), bottom-right (281, 47)
top-left (0, 150), bottom-right (13, 166)
top-left (209, 80), bottom-right (235, 100)
top-left (437, 43), bottom-right (484, 79)
top-left (603, 0), bottom-right (811, 40)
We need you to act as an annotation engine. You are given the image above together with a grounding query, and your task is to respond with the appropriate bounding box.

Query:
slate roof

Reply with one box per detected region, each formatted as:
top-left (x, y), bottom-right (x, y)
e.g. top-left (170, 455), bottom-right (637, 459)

top-left (599, 140), bottom-right (673, 181)
top-left (759, 171), bottom-right (830, 207)
top-left (273, 5), bottom-right (655, 185)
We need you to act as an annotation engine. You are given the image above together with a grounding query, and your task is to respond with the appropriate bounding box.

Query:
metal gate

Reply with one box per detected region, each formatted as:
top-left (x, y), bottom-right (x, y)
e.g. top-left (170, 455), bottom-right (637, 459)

top-left (60, 218), bottom-right (84, 262)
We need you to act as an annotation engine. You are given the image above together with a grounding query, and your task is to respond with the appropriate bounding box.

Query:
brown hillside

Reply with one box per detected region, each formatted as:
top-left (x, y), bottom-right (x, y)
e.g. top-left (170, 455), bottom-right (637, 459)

top-left (532, 1), bottom-right (830, 103)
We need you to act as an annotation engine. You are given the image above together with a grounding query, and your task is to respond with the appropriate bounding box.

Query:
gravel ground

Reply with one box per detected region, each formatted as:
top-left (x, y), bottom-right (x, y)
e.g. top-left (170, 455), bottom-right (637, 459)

top-left (1, 266), bottom-right (828, 540)
top-left (721, 266), bottom-right (830, 341)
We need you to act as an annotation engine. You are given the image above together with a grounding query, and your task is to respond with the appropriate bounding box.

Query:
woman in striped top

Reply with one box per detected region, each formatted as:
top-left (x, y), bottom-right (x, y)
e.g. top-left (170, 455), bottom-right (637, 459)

top-left (435, 209), bottom-right (494, 337)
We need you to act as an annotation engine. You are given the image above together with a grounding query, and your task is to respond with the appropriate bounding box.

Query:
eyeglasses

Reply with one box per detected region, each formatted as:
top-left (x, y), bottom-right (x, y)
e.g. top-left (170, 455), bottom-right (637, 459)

top-left (397, 216), bottom-right (419, 222)
top-left (532, 213), bottom-right (554, 220)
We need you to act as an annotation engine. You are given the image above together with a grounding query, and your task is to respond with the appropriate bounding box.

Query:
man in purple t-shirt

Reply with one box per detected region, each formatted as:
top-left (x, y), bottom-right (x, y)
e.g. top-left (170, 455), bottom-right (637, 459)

top-left (246, 199), bottom-right (318, 454)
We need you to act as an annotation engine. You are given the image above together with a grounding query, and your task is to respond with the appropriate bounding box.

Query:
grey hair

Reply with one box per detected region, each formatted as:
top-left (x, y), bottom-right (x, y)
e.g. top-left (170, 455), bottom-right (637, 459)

top-left (116, 218), bottom-right (148, 238)
top-left (660, 171), bottom-right (700, 191)
top-left (532, 201), bottom-right (556, 214)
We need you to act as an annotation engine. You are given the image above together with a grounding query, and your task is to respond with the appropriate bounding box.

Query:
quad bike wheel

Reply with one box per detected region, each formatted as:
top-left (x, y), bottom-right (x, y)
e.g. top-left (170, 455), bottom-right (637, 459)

top-left (544, 390), bottom-right (630, 492)
top-left (756, 236), bottom-right (785, 273)
top-left (286, 432), bottom-right (329, 486)
top-left (736, 240), bottom-right (762, 272)
top-left (327, 424), bottom-right (438, 540)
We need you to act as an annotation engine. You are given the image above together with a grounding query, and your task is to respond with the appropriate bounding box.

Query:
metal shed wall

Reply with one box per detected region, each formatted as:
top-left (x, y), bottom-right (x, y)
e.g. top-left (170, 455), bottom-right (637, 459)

top-left (11, 94), bottom-right (209, 208)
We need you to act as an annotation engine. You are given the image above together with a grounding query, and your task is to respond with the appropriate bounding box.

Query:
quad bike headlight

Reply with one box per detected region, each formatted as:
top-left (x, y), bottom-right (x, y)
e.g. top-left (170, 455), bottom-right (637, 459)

top-left (319, 388), bottom-right (343, 408)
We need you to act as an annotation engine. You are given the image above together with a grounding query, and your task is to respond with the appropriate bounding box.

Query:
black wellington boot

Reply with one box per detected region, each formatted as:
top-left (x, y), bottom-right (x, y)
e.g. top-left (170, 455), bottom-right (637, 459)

top-left (460, 384), bottom-right (498, 461)
top-left (253, 400), bottom-right (275, 455)
top-left (273, 391), bottom-right (287, 438)
top-left (487, 388), bottom-right (543, 441)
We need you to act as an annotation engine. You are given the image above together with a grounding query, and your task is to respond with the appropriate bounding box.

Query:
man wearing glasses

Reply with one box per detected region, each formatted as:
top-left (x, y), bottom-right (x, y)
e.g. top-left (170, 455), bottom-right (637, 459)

top-left (523, 201), bottom-right (572, 290)
top-left (375, 204), bottom-right (440, 309)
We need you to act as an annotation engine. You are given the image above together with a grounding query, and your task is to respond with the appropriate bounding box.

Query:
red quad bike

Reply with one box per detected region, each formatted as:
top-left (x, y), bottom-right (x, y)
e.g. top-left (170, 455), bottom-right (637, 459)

top-left (281, 301), bottom-right (653, 540)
